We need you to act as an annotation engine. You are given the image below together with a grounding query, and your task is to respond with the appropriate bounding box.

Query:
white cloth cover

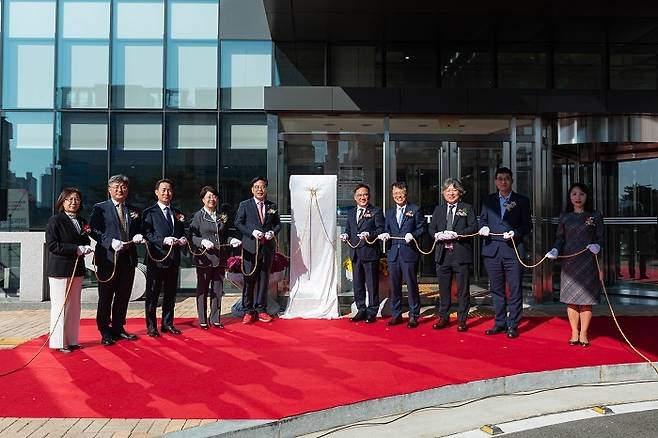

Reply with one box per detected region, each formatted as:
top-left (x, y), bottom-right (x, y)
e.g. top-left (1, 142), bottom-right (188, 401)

top-left (281, 175), bottom-right (339, 319)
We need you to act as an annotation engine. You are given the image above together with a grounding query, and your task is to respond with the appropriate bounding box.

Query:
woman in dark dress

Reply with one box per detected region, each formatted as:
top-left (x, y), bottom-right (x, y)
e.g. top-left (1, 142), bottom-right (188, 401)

top-left (46, 188), bottom-right (93, 353)
top-left (546, 182), bottom-right (604, 347)
top-left (189, 186), bottom-right (241, 329)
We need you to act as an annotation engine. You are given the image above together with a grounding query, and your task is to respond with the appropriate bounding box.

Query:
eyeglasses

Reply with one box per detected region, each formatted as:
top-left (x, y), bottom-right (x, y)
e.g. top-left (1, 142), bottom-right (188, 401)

top-left (253, 185), bottom-right (267, 190)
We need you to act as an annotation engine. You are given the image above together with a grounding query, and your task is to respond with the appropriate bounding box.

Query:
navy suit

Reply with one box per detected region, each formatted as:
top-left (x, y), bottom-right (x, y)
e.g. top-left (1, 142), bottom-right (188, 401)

top-left (384, 203), bottom-right (426, 318)
top-left (479, 191), bottom-right (532, 329)
top-left (89, 199), bottom-right (141, 338)
top-left (234, 198), bottom-right (282, 314)
top-left (428, 202), bottom-right (477, 322)
top-left (344, 204), bottom-right (385, 316)
top-left (141, 204), bottom-right (187, 330)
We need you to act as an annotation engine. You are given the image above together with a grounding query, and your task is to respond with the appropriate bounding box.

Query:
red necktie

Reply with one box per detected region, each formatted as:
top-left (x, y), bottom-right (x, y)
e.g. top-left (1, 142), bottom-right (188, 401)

top-left (257, 201), bottom-right (265, 224)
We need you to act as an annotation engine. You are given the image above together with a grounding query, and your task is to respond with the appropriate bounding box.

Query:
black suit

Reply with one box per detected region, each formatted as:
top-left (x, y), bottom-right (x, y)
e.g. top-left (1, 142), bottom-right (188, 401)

top-left (479, 191), bottom-right (532, 329)
top-left (344, 204), bottom-right (385, 316)
top-left (142, 204), bottom-right (187, 330)
top-left (428, 202), bottom-right (477, 322)
top-left (234, 198), bottom-right (281, 315)
top-left (89, 199), bottom-right (141, 338)
top-left (45, 213), bottom-right (90, 277)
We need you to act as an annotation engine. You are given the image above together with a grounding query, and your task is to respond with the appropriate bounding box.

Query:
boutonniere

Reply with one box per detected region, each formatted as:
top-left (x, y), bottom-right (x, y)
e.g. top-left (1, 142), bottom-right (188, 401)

top-left (218, 212), bottom-right (228, 223)
top-left (129, 210), bottom-right (139, 219)
top-left (585, 216), bottom-right (595, 226)
top-left (81, 223), bottom-right (91, 235)
top-left (404, 210), bottom-right (414, 217)
top-left (175, 213), bottom-right (185, 222)
top-left (363, 210), bottom-right (373, 218)
top-left (455, 208), bottom-right (468, 217)
top-left (267, 208), bottom-right (277, 215)
top-left (504, 201), bottom-right (517, 211)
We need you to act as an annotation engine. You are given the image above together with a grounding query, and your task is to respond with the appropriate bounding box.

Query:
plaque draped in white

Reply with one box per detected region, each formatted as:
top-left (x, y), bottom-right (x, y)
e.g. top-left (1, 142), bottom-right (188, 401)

top-left (281, 175), bottom-right (339, 319)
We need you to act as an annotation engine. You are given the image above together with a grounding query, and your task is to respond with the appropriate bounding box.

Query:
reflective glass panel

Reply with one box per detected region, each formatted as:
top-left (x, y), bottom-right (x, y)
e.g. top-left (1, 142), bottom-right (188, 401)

top-left (220, 41), bottom-right (272, 109)
top-left (498, 46), bottom-right (547, 89)
top-left (62, 0), bottom-right (110, 39)
top-left (275, 42), bottom-right (325, 86)
top-left (441, 45), bottom-right (494, 88)
top-left (116, 0), bottom-right (163, 39)
top-left (169, 0), bottom-right (217, 40)
top-left (329, 45), bottom-right (383, 87)
top-left (554, 45), bottom-right (603, 90)
top-left (610, 45), bottom-right (658, 90)
top-left (0, 112), bottom-right (54, 231)
top-left (57, 113), bottom-right (108, 211)
top-left (110, 114), bottom-right (163, 207)
top-left (7, 0), bottom-right (55, 38)
top-left (166, 44), bottom-right (217, 109)
top-left (386, 44), bottom-right (436, 88)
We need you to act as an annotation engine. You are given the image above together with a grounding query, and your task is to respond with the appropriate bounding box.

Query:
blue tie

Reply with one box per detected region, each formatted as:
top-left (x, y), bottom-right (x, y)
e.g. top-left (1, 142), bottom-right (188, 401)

top-left (397, 207), bottom-right (404, 226)
top-left (164, 206), bottom-right (173, 230)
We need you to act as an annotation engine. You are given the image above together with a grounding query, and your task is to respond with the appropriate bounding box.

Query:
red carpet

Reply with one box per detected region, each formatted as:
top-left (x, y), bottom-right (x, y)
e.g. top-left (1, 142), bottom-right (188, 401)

top-left (0, 316), bottom-right (656, 420)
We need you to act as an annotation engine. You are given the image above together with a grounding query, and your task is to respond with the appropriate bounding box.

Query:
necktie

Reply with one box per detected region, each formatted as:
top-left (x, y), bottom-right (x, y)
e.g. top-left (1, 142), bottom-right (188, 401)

top-left (117, 203), bottom-right (128, 240)
top-left (164, 206), bottom-right (173, 230)
top-left (397, 206), bottom-right (404, 226)
top-left (447, 205), bottom-right (455, 231)
top-left (357, 208), bottom-right (364, 222)
top-left (257, 201), bottom-right (265, 224)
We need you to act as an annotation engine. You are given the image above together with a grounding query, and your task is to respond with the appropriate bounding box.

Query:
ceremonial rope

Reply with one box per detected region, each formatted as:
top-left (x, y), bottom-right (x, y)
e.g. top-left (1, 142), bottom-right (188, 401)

top-left (0, 258), bottom-right (79, 377)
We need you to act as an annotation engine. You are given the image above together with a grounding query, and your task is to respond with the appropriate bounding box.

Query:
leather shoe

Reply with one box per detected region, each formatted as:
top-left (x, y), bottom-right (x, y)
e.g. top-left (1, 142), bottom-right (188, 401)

top-left (365, 315), bottom-right (377, 323)
top-left (350, 312), bottom-right (367, 322)
top-left (407, 317), bottom-right (419, 329)
top-left (58, 347), bottom-right (72, 353)
top-left (432, 318), bottom-right (449, 330)
top-left (101, 336), bottom-right (115, 346)
top-left (387, 315), bottom-right (404, 326)
top-left (485, 325), bottom-right (508, 335)
top-left (457, 322), bottom-right (468, 332)
top-left (161, 325), bottom-right (182, 335)
top-left (147, 328), bottom-right (160, 337)
top-left (199, 323), bottom-right (209, 330)
top-left (114, 331), bottom-right (138, 341)
top-left (68, 344), bottom-right (83, 350)
top-left (507, 327), bottom-right (519, 338)
top-left (212, 322), bottom-right (224, 329)
top-left (242, 313), bottom-right (255, 324)
top-left (258, 312), bottom-right (273, 323)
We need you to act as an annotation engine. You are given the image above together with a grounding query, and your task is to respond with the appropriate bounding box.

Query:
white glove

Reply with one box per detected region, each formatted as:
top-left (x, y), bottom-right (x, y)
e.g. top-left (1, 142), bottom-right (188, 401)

top-left (378, 233), bottom-right (390, 241)
top-left (545, 248), bottom-right (558, 259)
top-left (76, 246), bottom-right (85, 256)
top-left (503, 230), bottom-right (515, 240)
top-left (357, 231), bottom-right (370, 240)
top-left (111, 239), bottom-right (124, 252)
top-left (587, 243), bottom-right (601, 254)
top-left (339, 233), bottom-right (349, 242)
top-left (84, 245), bottom-right (94, 255)
top-left (434, 231), bottom-right (445, 241)
top-left (229, 238), bottom-right (242, 248)
top-left (404, 233), bottom-right (414, 243)
top-left (264, 231), bottom-right (274, 240)
top-left (252, 230), bottom-right (264, 239)
top-left (163, 236), bottom-right (177, 246)
top-left (445, 230), bottom-right (458, 240)
top-left (479, 226), bottom-right (490, 236)
top-left (201, 239), bottom-right (214, 250)
top-left (177, 236), bottom-right (188, 246)
top-left (132, 233), bottom-right (144, 244)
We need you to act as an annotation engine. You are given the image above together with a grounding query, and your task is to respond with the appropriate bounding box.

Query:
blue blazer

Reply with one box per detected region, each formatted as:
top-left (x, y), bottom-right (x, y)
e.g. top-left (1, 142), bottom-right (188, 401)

top-left (384, 203), bottom-right (426, 263)
top-left (344, 204), bottom-right (385, 262)
top-left (234, 198), bottom-right (282, 255)
top-left (479, 192), bottom-right (532, 258)
top-left (141, 204), bottom-right (187, 268)
top-left (89, 199), bottom-right (141, 269)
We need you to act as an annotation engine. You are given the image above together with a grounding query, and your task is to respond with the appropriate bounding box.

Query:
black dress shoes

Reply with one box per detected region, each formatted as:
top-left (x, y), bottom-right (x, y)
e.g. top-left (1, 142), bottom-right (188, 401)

top-left (68, 344), bottom-right (83, 350)
top-left (212, 322), bottom-right (224, 329)
top-left (485, 325), bottom-right (508, 335)
top-left (432, 318), bottom-right (449, 330)
top-left (147, 328), bottom-right (160, 337)
top-left (407, 317), bottom-right (419, 329)
top-left (365, 315), bottom-right (377, 323)
top-left (387, 315), bottom-right (404, 326)
top-left (507, 327), bottom-right (519, 338)
top-left (101, 336), bottom-right (115, 346)
top-left (161, 325), bottom-right (182, 335)
top-left (350, 312), bottom-right (367, 322)
top-left (199, 323), bottom-right (209, 330)
top-left (58, 347), bottom-right (72, 353)
top-left (457, 322), bottom-right (468, 332)
top-left (114, 331), bottom-right (138, 341)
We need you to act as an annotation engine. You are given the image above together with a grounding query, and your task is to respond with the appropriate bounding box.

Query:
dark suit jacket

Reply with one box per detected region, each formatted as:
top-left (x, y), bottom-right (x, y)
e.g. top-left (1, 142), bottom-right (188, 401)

top-left (45, 212), bottom-right (91, 277)
top-left (141, 204), bottom-right (187, 268)
top-left (428, 202), bottom-right (477, 264)
top-left (344, 204), bottom-right (385, 262)
top-left (479, 192), bottom-right (532, 258)
top-left (384, 203), bottom-right (426, 263)
top-left (189, 208), bottom-right (228, 269)
top-left (234, 198), bottom-right (282, 255)
top-left (89, 199), bottom-right (141, 271)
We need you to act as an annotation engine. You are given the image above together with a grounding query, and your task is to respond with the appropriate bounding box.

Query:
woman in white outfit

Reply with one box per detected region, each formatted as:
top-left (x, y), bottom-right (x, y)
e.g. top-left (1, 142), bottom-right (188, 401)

top-left (45, 188), bottom-right (93, 353)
